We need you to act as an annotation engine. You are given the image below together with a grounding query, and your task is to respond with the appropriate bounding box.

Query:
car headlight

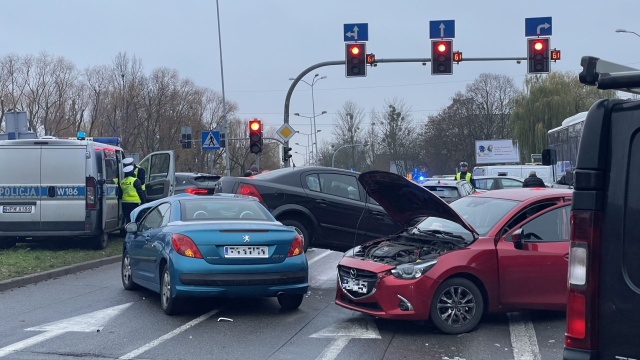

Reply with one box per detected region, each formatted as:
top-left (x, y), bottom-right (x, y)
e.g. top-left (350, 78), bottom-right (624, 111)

top-left (391, 259), bottom-right (438, 279)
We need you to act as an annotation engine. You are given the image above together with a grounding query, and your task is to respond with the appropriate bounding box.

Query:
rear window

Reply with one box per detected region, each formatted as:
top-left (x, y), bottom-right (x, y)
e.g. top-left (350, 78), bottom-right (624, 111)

top-left (180, 199), bottom-right (272, 221)
top-left (424, 186), bottom-right (460, 198)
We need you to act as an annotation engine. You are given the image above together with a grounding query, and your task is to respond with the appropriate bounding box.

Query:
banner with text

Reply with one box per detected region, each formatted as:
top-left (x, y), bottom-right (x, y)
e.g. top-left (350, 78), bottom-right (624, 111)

top-left (475, 139), bottom-right (520, 164)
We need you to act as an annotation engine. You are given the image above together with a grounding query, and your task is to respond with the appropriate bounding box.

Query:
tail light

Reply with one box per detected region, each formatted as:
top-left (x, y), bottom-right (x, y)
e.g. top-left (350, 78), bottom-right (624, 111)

top-left (565, 210), bottom-right (602, 351)
top-left (86, 177), bottom-right (97, 210)
top-left (287, 234), bottom-right (304, 257)
top-left (185, 188), bottom-right (208, 195)
top-left (236, 183), bottom-right (264, 202)
top-left (171, 234), bottom-right (203, 259)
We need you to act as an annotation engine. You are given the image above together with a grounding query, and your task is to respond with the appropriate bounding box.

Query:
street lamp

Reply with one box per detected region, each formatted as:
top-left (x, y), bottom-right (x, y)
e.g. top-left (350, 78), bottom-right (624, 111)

top-left (616, 29), bottom-right (640, 38)
top-left (290, 74), bottom-right (327, 165)
top-left (293, 112), bottom-right (327, 165)
top-left (332, 142), bottom-right (369, 168)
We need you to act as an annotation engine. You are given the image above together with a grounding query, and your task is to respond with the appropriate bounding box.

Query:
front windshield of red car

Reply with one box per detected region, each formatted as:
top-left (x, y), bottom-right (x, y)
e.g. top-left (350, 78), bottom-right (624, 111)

top-left (417, 196), bottom-right (519, 236)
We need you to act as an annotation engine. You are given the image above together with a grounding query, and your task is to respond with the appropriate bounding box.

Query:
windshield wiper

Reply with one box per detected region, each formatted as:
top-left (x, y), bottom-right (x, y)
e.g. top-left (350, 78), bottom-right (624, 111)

top-left (413, 228), bottom-right (467, 242)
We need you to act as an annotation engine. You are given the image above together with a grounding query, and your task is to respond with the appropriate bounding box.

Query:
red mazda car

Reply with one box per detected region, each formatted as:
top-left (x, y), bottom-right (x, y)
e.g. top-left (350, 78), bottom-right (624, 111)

top-left (335, 171), bottom-right (572, 334)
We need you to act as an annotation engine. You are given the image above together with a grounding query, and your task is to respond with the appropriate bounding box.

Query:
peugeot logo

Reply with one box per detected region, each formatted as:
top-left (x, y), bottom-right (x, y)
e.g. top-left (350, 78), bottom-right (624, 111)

top-left (243, 235), bottom-right (250, 243)
top-left (350, 268), bottom-right (357, 279)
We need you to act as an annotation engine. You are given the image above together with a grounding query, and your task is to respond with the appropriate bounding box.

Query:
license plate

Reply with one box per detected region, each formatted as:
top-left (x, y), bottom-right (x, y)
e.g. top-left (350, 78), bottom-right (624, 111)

top-left (2, 205), bottom-right (33, 213)
top-left (224, 246), bottom-right (268, 258)
top-left (341, 277), bottom-right (368, 293)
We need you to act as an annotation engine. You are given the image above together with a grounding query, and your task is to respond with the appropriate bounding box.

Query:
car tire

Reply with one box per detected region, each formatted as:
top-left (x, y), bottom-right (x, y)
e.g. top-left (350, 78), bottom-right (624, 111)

top-left (277, 293), bottom-right (304, 310)
top-left (281, 219), bottom-right (310, 253)
top-left (429, 278), bottom-right (484, 334)
top-left (92, 232), bottom-right (109, 250)
top-left (160, 265), bottom-right (180, 315)
top-left (121, 250), bottom-right (139, 290)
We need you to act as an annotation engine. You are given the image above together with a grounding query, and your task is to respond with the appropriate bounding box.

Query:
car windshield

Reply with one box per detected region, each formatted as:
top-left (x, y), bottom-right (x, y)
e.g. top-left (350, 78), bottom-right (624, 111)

top-left (417, 196), bottom-right (519, 236)
top-left (180, 199), bottom-right (273, 221)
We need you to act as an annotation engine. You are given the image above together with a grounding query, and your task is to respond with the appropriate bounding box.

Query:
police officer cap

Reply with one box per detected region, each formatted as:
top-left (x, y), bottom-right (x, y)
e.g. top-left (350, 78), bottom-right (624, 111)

top-left (122, 157), bottom-right (134, 166)
top-left (460, 162), bottom-right (468, 167)
top-left (250, 165), bottom-right (259, 172)
top-left (123, 165), bottom-right (135, 173)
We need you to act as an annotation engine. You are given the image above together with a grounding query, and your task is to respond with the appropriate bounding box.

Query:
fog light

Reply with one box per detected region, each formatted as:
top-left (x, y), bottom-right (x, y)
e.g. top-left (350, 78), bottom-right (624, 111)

top-left (397, 295), bottom-right (414, 311)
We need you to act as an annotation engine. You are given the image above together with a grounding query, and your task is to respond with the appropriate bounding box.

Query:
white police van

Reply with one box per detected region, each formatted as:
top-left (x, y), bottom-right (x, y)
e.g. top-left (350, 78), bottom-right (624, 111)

top-left (0, 136), bottom-right (175, 249)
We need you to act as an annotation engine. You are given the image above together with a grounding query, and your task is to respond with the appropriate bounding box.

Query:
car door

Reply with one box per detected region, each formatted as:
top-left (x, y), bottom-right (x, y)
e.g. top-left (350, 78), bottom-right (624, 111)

top-left (138, 150), bottom-right (176, 202)
top-left (129, 202), bottom-right (171, 285)
top-left (496, 203), bottom-right (571, 308)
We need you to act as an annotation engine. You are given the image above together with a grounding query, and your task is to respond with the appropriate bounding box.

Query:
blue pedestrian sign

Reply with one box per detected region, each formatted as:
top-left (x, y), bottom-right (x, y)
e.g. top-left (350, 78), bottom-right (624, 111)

top-left (343, 23), bottom-right (368, 42)
top-left (525, 17), bottom-right (552, 37)
top-left (201, 130), bottom-right (221, 150)
top-left (429, 20), bottom-right (455, 39)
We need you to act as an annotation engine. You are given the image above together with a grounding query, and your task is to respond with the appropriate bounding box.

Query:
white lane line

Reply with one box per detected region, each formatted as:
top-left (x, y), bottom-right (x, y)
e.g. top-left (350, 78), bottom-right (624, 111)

top-left (308, 250), bottom-right (334, 265)
top-left (119, 308), bottom-right (222, 359)
top-left (508, 312), bottom-right (541, 360)
top-left (0, 330), bottom-right (65, 358)
top-left (315, 338), bottom-right (351, 360)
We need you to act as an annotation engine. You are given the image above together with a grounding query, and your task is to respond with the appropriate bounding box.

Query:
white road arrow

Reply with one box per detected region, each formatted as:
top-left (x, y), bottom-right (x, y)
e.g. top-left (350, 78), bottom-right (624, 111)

top-left (310, 318), bottom-right (380, 360)
top-left (346, 25), bottom-right (359, 40)
top-left (537, 23), bottom-right (550, 34)
top-left (439, 23), bottom-right (446, 38)
top-left (0, 303), bottom-right (133, 358)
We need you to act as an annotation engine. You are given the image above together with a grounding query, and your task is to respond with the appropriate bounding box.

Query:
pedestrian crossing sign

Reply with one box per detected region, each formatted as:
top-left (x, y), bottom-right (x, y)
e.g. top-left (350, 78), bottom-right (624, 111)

top-left (201, 130), bottom-right (221, 150)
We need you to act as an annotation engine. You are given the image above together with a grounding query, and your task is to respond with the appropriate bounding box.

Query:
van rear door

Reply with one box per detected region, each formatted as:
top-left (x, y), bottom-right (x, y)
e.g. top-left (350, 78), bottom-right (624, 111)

top-left (0, 145), bottom-right (42, 232)
top-left (40, 146), bottom-right (87, 232)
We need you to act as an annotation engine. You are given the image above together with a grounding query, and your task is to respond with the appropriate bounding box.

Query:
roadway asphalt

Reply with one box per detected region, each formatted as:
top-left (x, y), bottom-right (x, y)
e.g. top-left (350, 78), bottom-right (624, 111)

top-left (0, 255), bottom-right (121, 292)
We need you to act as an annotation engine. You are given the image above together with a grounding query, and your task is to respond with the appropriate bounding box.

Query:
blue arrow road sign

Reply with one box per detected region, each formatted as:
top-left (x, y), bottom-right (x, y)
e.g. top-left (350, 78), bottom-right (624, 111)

top-left (343, 23), bottom-right (368, 42)
top-left (525, 17), bottom-right (552, 37)
top-left (201, 130), bottom-right (221, 150)
top-left (429, 20), bottom-right (455, 39)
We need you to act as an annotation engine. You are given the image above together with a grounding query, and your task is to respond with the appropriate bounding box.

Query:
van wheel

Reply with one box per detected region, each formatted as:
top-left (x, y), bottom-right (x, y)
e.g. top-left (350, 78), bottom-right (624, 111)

top-left (0, 237), bottom-right (17, 249)
top-left (92, 232), bottom-right (109, 250)
top-left (280, 220), bottom-right (310, 252)
top-left (429, 278), bottom-right (484, 334)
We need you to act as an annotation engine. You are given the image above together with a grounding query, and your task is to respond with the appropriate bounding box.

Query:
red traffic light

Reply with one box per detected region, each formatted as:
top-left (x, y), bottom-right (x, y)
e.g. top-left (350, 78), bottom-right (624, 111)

top-left (250, 120), bottom-right (261, 131)
top-left (534, 41), bottom-right (544, 51)
top-left (350, 46), bottom-right (360, 55)
top-left (437, 43), bottom-right (447, 53)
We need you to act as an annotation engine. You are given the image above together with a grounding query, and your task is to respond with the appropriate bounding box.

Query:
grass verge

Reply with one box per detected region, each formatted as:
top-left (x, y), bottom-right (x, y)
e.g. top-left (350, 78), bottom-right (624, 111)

top-left (0, 236), bottom-right (123, 282)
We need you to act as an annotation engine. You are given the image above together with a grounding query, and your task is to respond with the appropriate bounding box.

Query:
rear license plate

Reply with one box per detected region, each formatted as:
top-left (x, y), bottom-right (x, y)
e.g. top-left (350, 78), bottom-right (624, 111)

top-left (224, 246), bottom-right (268, 258)
top-left (2, 205), bottom-right (33, 213)
top-left (341, 277), bottom-right (368, 293)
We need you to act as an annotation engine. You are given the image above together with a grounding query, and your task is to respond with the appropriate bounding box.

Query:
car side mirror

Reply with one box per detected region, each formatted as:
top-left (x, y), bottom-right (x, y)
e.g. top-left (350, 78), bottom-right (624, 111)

top-left (510, 228), bottom-right (524, 250)
top-left (125, 222), bottom-right (138, 234)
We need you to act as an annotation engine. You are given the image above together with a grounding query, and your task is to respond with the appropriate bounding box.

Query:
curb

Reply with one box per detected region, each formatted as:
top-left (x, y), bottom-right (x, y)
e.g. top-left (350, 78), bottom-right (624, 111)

top-left (0, 255), bottom-right (121, 292)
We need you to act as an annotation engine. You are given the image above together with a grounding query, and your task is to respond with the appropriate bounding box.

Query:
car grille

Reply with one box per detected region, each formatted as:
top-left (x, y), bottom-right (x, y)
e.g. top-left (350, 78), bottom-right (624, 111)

top-left (337, 265), bottom-right (377, 299)
top-left (338, 293), bottom-right (382, 311)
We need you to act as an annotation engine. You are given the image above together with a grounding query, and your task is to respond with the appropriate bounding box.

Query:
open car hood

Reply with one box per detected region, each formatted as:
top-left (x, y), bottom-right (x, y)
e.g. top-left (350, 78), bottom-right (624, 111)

top-left (359, 171), bottom-right (478, 235)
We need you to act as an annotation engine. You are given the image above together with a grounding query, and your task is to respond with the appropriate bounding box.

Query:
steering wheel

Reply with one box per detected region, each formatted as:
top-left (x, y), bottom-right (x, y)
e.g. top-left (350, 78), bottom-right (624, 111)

top-left (239, 211), bottom-right (255, 219)
top-left (193, 210), bottom-right (208, 219)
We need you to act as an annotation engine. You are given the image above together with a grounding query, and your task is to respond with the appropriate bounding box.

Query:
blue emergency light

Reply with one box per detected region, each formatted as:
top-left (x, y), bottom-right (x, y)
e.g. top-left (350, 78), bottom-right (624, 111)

top-left (77, 131), bottom-right (86, 140)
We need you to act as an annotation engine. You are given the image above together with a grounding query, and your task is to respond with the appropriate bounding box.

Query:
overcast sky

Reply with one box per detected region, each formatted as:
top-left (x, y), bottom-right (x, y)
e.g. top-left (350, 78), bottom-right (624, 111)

top-left (3, 0), bottom-right (640, 166)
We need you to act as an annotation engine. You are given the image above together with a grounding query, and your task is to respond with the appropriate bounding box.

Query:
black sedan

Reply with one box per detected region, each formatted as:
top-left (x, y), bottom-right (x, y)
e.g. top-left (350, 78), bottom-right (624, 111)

top-left (214, 166), bottom-right (402, 252)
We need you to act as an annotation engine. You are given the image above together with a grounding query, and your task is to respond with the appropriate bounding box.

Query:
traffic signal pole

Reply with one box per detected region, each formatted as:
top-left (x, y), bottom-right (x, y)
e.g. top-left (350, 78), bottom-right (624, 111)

top-left (282, 56), bottom-right (527, 168)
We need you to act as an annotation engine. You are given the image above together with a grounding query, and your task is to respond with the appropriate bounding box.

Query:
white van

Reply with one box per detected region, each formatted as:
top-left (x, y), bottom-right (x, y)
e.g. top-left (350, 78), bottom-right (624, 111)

top-left (473, 165), bottom-right (554, 186)
top-left (0, 138), bottom-right (175, 249)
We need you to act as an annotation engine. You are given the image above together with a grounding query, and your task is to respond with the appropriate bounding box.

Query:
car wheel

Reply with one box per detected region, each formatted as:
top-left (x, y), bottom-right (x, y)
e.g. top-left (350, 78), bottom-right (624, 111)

top-left (92, 232), bottom-right (109, 250)
top-left (429, 278), bottom-right (484, 334)
top-left (281, 219), bottom-right (310, 252)
top-left (277, 293), bottom-right (304, 310)
top-left (121, 250), bottom-right (139, 290)
top-left (160, 266), bottom-right (179, 315)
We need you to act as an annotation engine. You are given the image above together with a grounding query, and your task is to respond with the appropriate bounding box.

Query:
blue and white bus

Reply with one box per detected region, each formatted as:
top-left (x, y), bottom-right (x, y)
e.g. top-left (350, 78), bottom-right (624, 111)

top-left (547, 111), bottom-right (587, 180)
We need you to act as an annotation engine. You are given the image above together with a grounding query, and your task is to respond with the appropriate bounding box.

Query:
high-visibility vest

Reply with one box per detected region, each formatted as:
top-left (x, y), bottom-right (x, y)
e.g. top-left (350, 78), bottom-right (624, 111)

top-left (133, 167), bottom-right (146, 190)
top-left (120, 176), bottom-right (141, 203)
top-left (455, 172), bottom-right (472, 182)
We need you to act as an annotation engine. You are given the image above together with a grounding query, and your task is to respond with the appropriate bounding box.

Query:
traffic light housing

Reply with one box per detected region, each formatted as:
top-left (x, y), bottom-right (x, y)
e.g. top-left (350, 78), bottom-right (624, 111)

top-left (181, 133), bottom-right (192, 148)
top-left (282, 146), bottom-right (292, 162)
top-left (431, 39), bottom-right (453, 75)
top-left (528, 38), bottom-right (550, 74)
top-left (345, 43), bottom-right (366, 77)
top-left (249, 119), bottom-right (263, 154)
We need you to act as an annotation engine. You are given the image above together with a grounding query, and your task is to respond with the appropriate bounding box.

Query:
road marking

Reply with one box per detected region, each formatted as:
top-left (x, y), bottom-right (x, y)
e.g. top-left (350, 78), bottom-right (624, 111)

top-left (308, 250), bottom-right (333, 265)
top-left (0, 302), bottom-right (132, 358)
top-left (316, 338), bottom-right (350, 360)
top-left (311, 317), bottom-right (380, 360)
top-left (508, 312), bottom-right (541, 360)
top-left (119, 308), bottom-right (222, 359)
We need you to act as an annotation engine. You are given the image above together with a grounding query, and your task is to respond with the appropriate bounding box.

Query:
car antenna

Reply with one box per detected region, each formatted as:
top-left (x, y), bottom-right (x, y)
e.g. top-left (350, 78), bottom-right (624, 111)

top-left (354, 191), bottom-right (368, 252)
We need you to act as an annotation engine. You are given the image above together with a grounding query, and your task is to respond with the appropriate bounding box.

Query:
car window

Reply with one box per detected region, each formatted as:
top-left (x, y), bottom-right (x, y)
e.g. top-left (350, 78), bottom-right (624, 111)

top-left (306, 174), bottom-right (321, 192)
top-left (520, 205), bottom-right (570, 242)
top-left (181, 199), bottom-right (271, 221)
top-left (140, 203), bottom-right (171, 231)
top-left (502, 179), bottom-right (523, 188)
top-left (176, 175), bottom-right (188, 185)
top-left (424, 186), bottom-right (459, 199)
top-left (475, 179), bottom-right (493, 190)
top-left (502, 202), bottom-right (558, 236)
top-left (318, 173), bottom-right (360, 200)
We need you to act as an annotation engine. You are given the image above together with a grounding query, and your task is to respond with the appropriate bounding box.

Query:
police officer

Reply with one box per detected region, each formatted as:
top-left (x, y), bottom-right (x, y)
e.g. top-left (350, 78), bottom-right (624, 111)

top-left (119, 165), bottom-right (146, 224)
top-left (122, 157), bottom-right (146, 193)
top-left (455, 161), bottom-right (476, 188)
